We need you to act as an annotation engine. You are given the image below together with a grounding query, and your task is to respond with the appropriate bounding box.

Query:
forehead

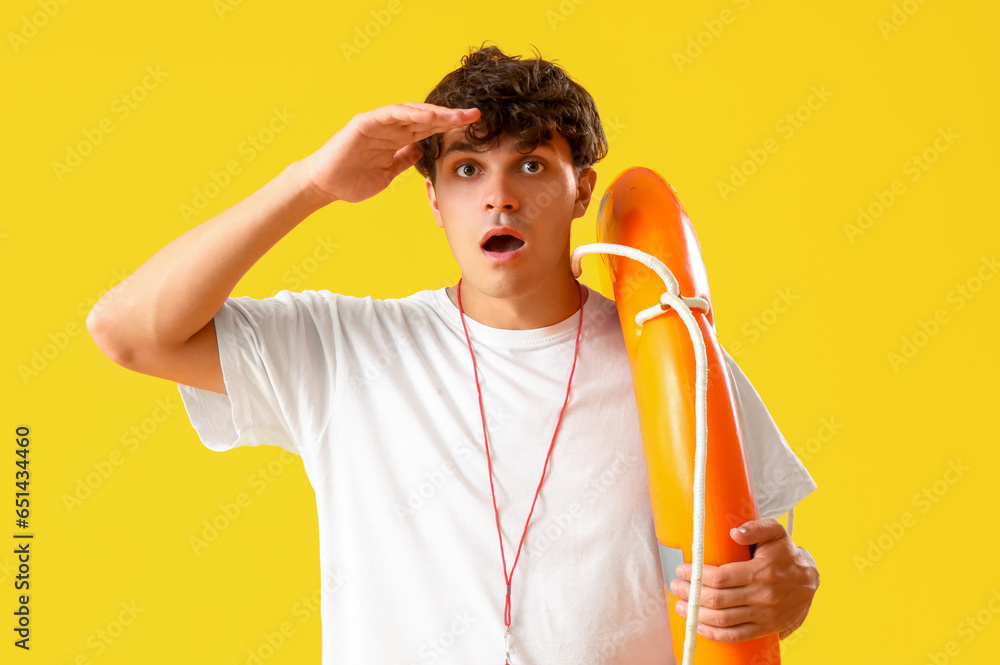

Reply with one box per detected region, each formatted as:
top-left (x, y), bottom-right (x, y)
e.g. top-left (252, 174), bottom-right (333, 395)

top-left (437, 128), bottom-right (569, 161)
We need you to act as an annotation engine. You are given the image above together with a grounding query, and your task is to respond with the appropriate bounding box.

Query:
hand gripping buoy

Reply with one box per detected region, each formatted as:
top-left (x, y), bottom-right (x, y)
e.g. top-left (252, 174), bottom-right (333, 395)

top-left (571, 167), bottom-right (780, 665)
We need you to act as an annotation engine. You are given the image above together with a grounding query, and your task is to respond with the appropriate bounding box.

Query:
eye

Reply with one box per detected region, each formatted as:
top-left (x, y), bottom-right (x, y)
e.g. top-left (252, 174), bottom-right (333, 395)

top-left (451, 159), bottom-right (545, 178)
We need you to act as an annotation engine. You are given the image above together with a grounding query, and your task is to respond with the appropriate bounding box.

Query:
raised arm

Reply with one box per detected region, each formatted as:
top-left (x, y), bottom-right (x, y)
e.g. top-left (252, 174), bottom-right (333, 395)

top-left (86, 103), bottom-right (480, 393)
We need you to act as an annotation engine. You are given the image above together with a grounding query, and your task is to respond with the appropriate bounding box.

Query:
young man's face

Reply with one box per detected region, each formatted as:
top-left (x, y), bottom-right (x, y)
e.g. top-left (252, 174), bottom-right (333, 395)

top-left (425, 128), bottom-right (598, 302)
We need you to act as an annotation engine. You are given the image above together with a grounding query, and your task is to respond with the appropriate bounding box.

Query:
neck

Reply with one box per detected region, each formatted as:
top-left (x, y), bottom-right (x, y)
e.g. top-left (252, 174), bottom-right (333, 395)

top-left (448, 274), bottom-right (588, 330)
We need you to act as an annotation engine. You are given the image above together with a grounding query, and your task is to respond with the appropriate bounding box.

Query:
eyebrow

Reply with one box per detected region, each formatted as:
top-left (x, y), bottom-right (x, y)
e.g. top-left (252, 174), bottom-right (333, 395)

top-left (439, 138), bottom-right (555, 162)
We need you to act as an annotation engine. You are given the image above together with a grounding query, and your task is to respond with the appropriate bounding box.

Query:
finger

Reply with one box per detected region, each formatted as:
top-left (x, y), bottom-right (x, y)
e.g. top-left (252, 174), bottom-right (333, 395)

top-left (675, 599), bottom-right (757, 629)
top-left (675, 561), bottom-right (755, 588)
top-left (415, 106), bottom-right (480, 135)
top-left (403, 101), bottom-right (479, 115)
top-left (381, 103), bottom-right (479, 130)
top-left (366, 104), bottom-right (479, 144)
top-left (731, 519), bottom-right (787, 547)
top-left (695, 621), bottom-right (767, 644)
top-left (669, 578), bottom-right (754, 608)
top-left (405, 101), bottom-right (480, 118)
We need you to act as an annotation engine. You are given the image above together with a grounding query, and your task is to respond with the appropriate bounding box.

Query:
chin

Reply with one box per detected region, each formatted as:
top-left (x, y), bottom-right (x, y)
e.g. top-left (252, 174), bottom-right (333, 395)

top-left (460, 272), bottom-right (533, 299)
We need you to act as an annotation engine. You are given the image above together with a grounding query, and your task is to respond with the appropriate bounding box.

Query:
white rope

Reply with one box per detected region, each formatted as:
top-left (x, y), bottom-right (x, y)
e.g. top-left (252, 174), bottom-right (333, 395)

top-left (571, 242), bottom-right (710, 665)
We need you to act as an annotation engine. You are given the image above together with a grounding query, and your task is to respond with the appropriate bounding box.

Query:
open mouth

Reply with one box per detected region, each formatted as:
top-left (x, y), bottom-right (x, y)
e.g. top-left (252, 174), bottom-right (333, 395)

top-left (482, 234), bottom-right (525, 253)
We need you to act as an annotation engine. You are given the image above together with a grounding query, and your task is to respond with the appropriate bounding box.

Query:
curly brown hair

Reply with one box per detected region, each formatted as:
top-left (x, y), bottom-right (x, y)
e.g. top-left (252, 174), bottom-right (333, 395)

top-left (414, 42), bottom-right (608, 185)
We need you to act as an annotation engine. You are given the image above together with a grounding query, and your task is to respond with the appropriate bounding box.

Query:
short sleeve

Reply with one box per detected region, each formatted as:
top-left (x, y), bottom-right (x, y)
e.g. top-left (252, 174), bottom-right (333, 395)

top-left (176, 290), bottom-right (338, 456)
top-left (722, 348), bottom-right (817, 519)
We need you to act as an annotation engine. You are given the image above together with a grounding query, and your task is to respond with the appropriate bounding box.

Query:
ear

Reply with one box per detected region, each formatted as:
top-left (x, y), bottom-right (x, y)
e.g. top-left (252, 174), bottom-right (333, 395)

top-left (572, 168), bottom-right (599, 220)
top-left (426, 178), bottom-right (444, 229)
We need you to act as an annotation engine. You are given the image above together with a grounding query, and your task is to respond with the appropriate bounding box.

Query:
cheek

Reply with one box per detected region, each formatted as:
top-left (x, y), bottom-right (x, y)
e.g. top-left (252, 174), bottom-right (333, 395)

top-left (438, 186), bottom-right (476, 218)
top-left (544, 177), bottom-right (578, 214)
top-left (441, 222), bottom-right (472, 250)
top-left (531, 183), bottom-right (576, 236)
top-left (526, 181), bottom-right (567, 213)
top-left (436, 205), bottom-right (477, 253)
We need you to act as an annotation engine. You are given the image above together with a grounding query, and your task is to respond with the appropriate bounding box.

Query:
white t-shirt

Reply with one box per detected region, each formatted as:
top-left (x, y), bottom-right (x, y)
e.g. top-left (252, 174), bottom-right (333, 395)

top-left (177, 285), bottom-right (816, 665)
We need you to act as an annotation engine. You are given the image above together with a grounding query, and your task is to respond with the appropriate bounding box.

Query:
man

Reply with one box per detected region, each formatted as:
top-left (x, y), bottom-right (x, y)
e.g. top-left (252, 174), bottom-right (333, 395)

top-left (88, 44), bottom-right (818, 664)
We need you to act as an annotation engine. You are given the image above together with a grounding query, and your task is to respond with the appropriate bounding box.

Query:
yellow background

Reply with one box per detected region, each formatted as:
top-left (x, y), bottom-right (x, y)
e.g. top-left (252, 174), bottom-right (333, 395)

top-left (3, 0), bottom-right (998, 663)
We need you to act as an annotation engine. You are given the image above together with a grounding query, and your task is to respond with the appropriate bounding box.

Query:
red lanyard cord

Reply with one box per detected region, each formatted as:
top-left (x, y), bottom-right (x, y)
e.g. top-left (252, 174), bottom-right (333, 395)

top-left (456, 278), bottom-right (586, 630)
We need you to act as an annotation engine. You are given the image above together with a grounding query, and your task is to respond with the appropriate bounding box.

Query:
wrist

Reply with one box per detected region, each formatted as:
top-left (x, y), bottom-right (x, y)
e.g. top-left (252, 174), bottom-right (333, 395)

top-left (287, 157), bottom-right (338, 210)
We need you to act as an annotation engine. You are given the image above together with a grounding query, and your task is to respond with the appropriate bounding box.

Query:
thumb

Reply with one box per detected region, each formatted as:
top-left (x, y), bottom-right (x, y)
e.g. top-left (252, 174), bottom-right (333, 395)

top-left (388, 142), bottom-right (423, 179)
top-left (730, 518), bottom-right (787, 547)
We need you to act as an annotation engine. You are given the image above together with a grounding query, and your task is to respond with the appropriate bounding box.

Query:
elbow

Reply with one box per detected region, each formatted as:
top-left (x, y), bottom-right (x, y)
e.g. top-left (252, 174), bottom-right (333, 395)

top-left (86, 304), bottom-right (139, 369)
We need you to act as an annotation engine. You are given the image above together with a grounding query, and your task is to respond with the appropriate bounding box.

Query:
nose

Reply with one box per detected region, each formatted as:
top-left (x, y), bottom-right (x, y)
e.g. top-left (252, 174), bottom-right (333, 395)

top-left (482, 172), bottom-right (519, 212)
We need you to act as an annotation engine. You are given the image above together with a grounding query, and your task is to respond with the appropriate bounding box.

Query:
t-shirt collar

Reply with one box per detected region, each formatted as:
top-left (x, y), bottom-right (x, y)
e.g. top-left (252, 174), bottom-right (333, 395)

top-left (430, 285), bottom-right (590, 348)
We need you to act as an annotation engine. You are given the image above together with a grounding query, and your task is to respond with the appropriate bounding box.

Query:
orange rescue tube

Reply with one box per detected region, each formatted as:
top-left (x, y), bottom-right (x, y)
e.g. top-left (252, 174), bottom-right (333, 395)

top-left (576, 167), bottom-right (780, 664)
